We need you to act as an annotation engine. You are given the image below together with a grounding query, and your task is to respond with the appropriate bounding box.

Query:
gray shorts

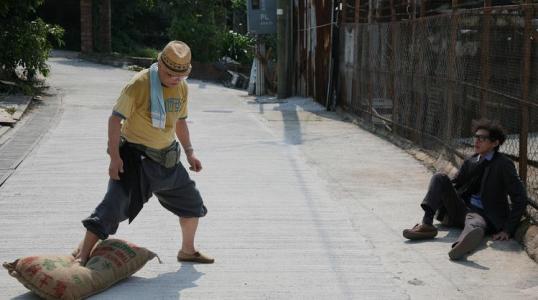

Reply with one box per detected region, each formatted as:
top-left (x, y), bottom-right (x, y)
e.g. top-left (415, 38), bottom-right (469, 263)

top-left (82, 157), bottom-right (207, 240)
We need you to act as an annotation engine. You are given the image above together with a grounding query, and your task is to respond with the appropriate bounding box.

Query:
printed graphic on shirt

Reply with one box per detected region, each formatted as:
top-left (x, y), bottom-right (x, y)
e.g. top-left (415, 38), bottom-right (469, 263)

top-left (165, 98), bottom-right (182, 113)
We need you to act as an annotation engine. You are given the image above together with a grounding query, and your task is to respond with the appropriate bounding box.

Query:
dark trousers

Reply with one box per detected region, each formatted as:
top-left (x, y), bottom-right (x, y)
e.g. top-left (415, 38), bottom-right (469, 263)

top-left (421, 174), bottom-right (488, 240)
top-left (82, 158), bottom-right (207, 240)
top-left (421, 174), bottom-right (467, 227)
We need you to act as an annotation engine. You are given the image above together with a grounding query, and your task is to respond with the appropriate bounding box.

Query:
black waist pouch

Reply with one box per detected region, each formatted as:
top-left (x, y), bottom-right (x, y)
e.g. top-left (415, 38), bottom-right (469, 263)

top-left (119, 138), bottom-right (180, 168)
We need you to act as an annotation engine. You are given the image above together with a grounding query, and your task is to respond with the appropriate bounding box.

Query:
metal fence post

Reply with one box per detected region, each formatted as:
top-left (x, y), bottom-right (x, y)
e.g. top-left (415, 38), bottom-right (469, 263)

top-left (445, 1), bottom-right (459, 146)
top-left (413, 0), bottom-right (427, 145)
top-left (520, 2), bottom-right (532, 185)
top-left (389, 0), bottom-right (397, 133)
top-left (367, 0), bottom-right (373, 124)
top-left (479, 0), bottom-right (492, 118)
top-left (355, 0), bottom-right (361, 22)
top-left (342, 0), bottom-right (348, 22)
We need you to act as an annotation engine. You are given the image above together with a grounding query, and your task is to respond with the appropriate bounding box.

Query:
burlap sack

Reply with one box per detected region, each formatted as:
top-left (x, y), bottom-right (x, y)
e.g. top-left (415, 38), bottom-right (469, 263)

top-left (3, 239), bottom-right (158, 299)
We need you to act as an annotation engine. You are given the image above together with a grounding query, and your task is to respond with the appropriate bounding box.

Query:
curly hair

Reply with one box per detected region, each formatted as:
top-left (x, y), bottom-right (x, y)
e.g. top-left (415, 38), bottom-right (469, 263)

top-left (471, 118), bottom-right (506, 151)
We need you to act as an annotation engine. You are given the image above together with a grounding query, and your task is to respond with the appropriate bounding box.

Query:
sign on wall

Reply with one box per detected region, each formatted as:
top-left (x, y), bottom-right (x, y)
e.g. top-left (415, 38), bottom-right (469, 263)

top-left (247, 0), bottom-right (277, 34)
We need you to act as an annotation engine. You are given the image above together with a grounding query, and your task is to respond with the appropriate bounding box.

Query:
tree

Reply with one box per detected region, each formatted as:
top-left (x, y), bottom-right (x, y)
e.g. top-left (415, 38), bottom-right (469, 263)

top-left (0, 0), bottom-right (64, 81)
top-left (167, 0), bottom-right (228, 63)
top-left (109, 0), bottom-right (171, 55)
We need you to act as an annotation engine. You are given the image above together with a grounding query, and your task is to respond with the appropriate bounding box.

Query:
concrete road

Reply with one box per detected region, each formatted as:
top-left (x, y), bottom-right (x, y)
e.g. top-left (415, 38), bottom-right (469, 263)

top-left (1, 52), bottom-right (537, 299)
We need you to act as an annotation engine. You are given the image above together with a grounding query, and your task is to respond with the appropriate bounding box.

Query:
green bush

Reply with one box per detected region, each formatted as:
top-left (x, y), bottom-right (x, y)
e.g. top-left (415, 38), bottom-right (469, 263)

top-left (129, 47), bottom-right (159, 59)
top-left (110, 0), bottom-right (171, 55)
top-left (0, 0), bottom-right (64, 81)
top-left (221, 30), bottom-right (254, 65)
top-left (168, 13), bottom-right (224, 63)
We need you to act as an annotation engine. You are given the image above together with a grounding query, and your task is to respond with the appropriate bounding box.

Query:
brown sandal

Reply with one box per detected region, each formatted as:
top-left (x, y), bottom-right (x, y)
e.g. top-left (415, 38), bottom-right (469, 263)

top-left (177, 250), bottom-right (214, 264)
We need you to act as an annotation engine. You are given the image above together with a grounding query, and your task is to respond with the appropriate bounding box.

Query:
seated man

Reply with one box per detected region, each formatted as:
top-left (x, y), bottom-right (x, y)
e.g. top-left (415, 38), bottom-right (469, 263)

top-left (403, 119), bottom-right (527, 260)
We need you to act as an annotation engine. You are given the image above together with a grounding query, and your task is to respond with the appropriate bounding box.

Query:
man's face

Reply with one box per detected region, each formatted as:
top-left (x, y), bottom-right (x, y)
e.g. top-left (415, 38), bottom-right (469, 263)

top-left (158, 62), bottom-right (188, 87)
top-left (473, 129), bottom-right (499, 155)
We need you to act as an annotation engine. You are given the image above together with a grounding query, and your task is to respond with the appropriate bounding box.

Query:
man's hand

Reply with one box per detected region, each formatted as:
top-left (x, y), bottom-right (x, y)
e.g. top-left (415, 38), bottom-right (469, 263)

top-left (492, 231), bottom-right (510, 241)
top-left (109, 156), bottom-right (124, 180)
top-left (187, 153), bottom-right (202, 172)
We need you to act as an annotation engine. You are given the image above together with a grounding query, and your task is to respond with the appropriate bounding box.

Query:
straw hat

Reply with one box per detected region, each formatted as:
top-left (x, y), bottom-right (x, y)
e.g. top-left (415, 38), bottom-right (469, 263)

top-left (158, 41), bottom-right (192, 76)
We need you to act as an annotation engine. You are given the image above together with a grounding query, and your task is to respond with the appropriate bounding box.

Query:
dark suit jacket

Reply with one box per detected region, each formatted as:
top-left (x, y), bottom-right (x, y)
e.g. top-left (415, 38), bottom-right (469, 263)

top-left (451, 152), bottom-right (527, 235)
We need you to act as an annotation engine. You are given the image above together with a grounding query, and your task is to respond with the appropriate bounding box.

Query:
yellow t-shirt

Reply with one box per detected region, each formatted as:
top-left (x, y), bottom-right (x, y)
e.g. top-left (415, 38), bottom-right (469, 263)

top-left (112, 69), bottom-right (188, 149)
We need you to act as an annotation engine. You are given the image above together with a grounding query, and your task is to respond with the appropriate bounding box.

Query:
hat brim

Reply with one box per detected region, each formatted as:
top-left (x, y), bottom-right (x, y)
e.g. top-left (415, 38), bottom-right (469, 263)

top-left (158, 53), bottom-right (192, 76)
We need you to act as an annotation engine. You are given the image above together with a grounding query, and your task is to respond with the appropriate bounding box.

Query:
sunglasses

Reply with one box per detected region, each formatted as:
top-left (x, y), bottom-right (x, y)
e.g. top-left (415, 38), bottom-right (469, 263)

top-left (474, 134), bottom-right (491, 142)
top-left (168, 74), bottom-right (189, 81)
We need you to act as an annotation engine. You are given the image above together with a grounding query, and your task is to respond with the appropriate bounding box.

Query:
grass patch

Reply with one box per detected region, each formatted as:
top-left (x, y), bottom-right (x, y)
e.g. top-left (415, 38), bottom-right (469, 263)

top-left (127, 47), bottom-right (159, 59)
top-left (5, 106), bottom-right (16, 115)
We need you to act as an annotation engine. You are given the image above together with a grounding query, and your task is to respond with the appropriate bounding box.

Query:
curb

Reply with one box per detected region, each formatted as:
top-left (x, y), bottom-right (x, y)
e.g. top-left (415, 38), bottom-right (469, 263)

top-left (0, 90), bottom-right (61, 187)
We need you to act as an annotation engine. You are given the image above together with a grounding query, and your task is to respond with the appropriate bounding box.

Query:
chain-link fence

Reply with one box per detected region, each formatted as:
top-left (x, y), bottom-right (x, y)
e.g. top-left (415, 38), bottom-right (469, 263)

top-left (337, 2), bottom-right (538, 220)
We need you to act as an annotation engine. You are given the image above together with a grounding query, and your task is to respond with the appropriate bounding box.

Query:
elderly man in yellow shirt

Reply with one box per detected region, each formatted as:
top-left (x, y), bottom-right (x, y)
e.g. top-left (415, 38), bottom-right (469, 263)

top-left (73, 41), bottom-right (214, 265)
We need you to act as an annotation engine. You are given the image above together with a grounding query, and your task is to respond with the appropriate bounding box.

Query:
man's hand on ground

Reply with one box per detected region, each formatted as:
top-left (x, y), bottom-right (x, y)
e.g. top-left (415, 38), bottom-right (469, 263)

top-left (187, 153), bottom-right (202, 172)
top-left (109, 157), bottom-right (124, 180)
top-left (492, 231), bottom-right (510, 241)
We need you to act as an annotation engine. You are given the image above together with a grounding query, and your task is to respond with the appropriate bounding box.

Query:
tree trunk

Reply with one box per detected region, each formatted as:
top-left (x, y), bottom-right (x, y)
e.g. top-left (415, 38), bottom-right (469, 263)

top-left (99, 0), bottom-right (112, 53)
top-left (80, 0), bottom-right (93, 53)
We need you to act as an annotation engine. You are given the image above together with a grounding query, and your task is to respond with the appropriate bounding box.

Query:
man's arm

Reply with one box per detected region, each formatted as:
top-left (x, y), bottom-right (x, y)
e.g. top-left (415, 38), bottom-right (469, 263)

top-left (175, 118), bottom-right (202, 172)
top-left (451, 158), bottom-right (470, 188)
top-left (108, 115), bottom-right (124, 180)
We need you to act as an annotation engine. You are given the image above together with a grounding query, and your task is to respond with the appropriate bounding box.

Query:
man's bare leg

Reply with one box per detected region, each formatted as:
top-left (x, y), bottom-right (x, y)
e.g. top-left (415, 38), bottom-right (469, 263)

top-left (178, 217), bottom-right (214, 263)
top-left (74, 230), bottom-right (100, 266)
top-left (180, 217), bottom-right (198, 254)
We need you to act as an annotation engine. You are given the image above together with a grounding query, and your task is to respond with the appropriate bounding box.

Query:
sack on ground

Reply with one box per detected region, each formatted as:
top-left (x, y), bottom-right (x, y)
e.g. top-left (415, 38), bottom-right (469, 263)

top-left (3, 239), bottom-right (158, 300)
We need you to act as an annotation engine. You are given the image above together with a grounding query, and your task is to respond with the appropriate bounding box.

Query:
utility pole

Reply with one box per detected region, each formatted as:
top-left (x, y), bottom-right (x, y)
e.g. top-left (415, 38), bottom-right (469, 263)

top-left (276, 0), bottom-right (290, 99)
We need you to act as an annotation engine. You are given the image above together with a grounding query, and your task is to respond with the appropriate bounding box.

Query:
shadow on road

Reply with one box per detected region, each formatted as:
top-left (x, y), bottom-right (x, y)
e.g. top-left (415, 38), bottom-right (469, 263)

top-left (108, 263), bottom-right (205, 299)
top-left (451, 259), bottom-right (490, 270)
